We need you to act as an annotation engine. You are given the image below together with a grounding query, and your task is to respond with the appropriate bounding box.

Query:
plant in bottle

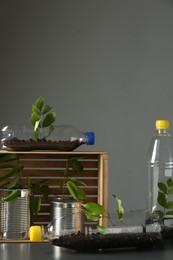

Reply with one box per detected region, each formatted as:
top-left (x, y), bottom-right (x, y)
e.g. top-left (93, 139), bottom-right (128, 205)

top-left (29, 97), bottom-right (56, 140)
top-left (154, 178), bottom-right (173, 219)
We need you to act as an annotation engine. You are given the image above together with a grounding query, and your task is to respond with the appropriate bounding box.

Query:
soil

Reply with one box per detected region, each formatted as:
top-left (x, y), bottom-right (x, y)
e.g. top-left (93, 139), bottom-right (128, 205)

top-left (162, 226), bottom-right (173, 239)
top-left (51, 231), bottom-right (162, 252)
top-left (146, 216), bottom-right (173, 239)
top-left (2, 138), bottom-right (83, 151)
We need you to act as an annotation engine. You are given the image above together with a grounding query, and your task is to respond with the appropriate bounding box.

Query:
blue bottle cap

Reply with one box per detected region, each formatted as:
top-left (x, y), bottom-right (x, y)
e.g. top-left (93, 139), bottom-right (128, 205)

top-left (86, 132), bottom-right (95, 145)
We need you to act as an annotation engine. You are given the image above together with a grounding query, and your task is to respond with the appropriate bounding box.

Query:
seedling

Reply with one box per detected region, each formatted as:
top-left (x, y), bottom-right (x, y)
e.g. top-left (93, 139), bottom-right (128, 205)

top-left (57, 154), bottom-right (105, 222)
top-left (97, 194), bottom-right (124, 234)
top-left (29, 97), bottom-right (56, 140)
top-left (154, 178), bottom-right (173, 219)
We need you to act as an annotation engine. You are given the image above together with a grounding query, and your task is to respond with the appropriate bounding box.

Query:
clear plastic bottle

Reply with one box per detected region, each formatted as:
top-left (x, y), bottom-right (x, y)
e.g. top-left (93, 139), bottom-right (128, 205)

top-left (147, 120), bottom-right (173, 237)
top-left (50, 125), bottom-right (95, 145)
top-left (29, 210), bottom-right (163, 251)
top-left (1, 124), bottom-right (95, 151)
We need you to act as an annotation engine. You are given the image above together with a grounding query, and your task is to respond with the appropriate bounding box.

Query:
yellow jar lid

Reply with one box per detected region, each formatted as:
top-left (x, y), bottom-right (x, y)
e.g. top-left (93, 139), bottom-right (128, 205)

top-left (155, 120), bottom-right (169, 130)
top-left (29, 226), bottom-right (42, 242)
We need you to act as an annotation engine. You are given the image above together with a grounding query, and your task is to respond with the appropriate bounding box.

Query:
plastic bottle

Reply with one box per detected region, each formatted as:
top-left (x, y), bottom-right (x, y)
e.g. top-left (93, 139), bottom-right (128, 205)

top-left (1, 124), bottom-right (95, 151)
top-left (147, 120), bottom-right (173, 237)
top-left (49, 124), bottom-right (95, 151)
top-left (29, 210), bottom-right (163, 251)
top-left (51, 125), bottom-right (95, 144)
top-left (29, 213), bottom-right (83, 242)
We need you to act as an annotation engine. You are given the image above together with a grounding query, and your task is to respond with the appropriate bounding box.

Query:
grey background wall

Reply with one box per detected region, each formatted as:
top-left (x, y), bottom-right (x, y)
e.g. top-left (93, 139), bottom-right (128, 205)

top-left (1, 0), bottom-right (173, 212)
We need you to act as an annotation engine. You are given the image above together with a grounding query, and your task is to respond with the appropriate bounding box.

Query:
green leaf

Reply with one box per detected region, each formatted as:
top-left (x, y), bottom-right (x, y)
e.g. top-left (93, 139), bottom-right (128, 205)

top-left (81, 202), bottom-right (105, 222)
top-left (168, 185), bottom-right (173, 195)
top-left (0, 163), bottom-right (14, 170)
top-left (39, 185), bottom-right (50, 198)
top-left (70, 159), bottom-right (83, 173)
top-left (113, 194), bottom-right (124, 221)
top-left (31, 183), bottom-right (40, 191)
top-left (154, 210), bottom-right (164, 219)
top-left (14, 163), bottom-right (24, 172)
top-left (29, 113), bottom-right (40, 126)
top-left (3, 189), bottom-right (20, 202)
top-left (158, 182), bottom-right (168, 194)
top-left (97, 225), bottom-right (107, 234)
top-left (35, 97), bottom-right (44, 111)
top-left (165, 211), bottom-right (173, 216)
top-left (68, 154), bottom-right (86, 161)
top-left (165, 201), bottom-right (173, 209)
top-left (42, 105), bottom-right (52, 114)
top-left (82, 202), bottom-right (105, 216)
top-left (42, 112), bottom-right (56, 127)
top-left (32, 105), bottom-right (41, 115)
top-left (27, 178), bottom-right (32, 189)
top-left (76, 187), bottom-right (86, 200)
top-left (49, 124), bottom-right (54, 135)
top-left (68, 155), bottom-right (85, 160)
top-left (34, 120), bottom-right (41, 132)
top-left (31, 197), bottom-right (41, 215)
top-left (82, 210), bottom-right (100, 221)
top-left (66, 180), bottom-right (79, 200)
top-left (0, 154), bottom-right (18, 162)
top-left (29, 97), bottom-right (56, 140)
top-left (167, 178), bottom-right (173, 187)
top-left (69, 178), bottom-right (86, 187)
top-left (0, 164), bottom-right (23, 183)
top-left (6, 174), bottom-right (21, 189)
top-left (66, 178), bottom-right (86, 200)
top-left (157, 191), bottom-right (167, 207)
top-left (33, 128), bottom-right (39, 140)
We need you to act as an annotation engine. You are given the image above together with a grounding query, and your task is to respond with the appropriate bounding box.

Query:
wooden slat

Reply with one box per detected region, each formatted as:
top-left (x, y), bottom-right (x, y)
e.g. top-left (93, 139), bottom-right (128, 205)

top-left (0, 150), bottom-right (108, 229)
top-left (33, 188), bottom-right (98, 197)
top-left (31, 214), bottom-right (50, 223)
top-left (19, 178), bottom-right (98, 186)
top-left (19, 160), bottom-right (99, 169)
top-left (22, 169), bottom-right (99, 177)
top-left (18, 153), bottom-right (99, 160)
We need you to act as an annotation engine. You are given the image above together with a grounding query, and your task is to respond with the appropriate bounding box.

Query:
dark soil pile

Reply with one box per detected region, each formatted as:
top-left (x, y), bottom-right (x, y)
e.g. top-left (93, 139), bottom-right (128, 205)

top-left (146, 215), bottom-right (173, 239)
top-left (52, 231), bottom-right (162, 252)
top-left (2, 138), bottom-right (83, 151)
top-left (162, 226), bottom-right (173, 239)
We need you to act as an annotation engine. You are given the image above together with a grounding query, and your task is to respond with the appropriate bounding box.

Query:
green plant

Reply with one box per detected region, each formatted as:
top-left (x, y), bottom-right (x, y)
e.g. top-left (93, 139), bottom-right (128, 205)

top-left (29, 97), bottom-right (56, 140)
top-left (0, 153), bottom-right (49, 215)
top-left (57, 154), bottom-right (124, 229)
top-left (59, 155), bottom-right (86, 201)
top-left (0, 153), bottom-right (24, 197)
top-left (29, 180), bottom-right (50, 215)
top-left (57, 154), bottom-right (105, 222)
top-left (112, 194), bottom-right (124, 223)
top-left (154, 178), bottom-right (173, 219)
top-left (97, 194), bottom-right (124, 234)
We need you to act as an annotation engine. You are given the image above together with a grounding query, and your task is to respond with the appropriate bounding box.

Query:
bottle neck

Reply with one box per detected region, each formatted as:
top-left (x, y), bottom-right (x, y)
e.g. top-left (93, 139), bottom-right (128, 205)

top-left (156, 129), bottom-right (170, 136)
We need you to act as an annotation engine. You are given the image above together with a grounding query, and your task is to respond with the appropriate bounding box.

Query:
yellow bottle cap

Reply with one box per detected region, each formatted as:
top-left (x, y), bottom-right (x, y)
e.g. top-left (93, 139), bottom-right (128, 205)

top-left (29, 226), bottom-right (42, 242)
top-left (155, 120), bottom-right (169, 130)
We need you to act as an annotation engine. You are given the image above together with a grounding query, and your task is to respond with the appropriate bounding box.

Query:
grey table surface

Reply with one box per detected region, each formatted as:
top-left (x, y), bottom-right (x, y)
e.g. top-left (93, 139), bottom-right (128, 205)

top-left (0, 240), bottom-right (173, 260)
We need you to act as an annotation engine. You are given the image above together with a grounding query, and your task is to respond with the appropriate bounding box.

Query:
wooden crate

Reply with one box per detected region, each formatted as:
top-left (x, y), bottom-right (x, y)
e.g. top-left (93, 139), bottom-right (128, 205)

top-left (0, 150), bottom-right (108, 225)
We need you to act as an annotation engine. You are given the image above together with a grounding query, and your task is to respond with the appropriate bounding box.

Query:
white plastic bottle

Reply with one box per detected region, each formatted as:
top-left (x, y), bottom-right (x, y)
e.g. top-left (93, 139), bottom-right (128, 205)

top-left (147, 120), bottom-right (173, 237)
